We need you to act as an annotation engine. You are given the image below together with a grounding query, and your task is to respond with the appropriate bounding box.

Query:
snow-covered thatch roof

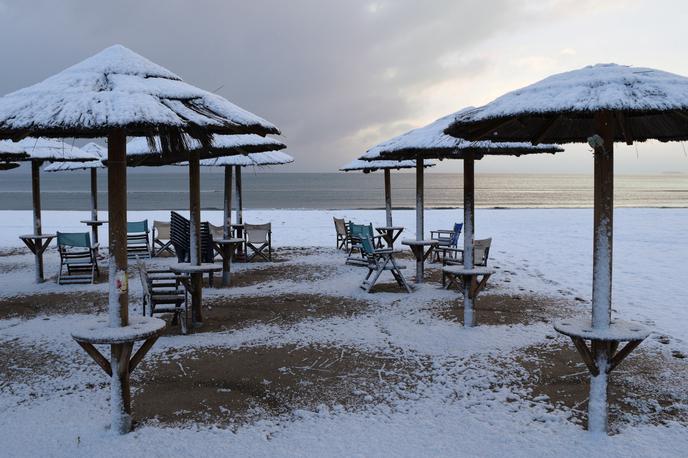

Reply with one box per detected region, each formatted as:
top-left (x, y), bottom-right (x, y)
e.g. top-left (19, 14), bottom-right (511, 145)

top-left (0, 138), bottom-right (99, 162)
top-left (445, 63), bottom-right (688, 144)
top-left (340, 159), bottom-right (434, 173)
top-left (363, 109), bottom-right (563, 161)
top-left (198, 150), bottom-right (294, 167)
top-left (0, 139), bottom-right (29, 162)
top-left (45, 142), bottom-right (108, 172)
top-left (123, 134), bottom-right (286, 166)
top-left (0, 45), bottom-right (280, 143)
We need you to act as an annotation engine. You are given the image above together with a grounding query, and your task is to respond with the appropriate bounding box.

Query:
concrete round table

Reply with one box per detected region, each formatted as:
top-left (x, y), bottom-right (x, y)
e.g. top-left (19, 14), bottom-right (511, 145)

top-left (401, 239), bottom-right (439, 283)
top-left (213, 238), bottom-right (244, 286)
top-left (169, 263), bottom-right (222, 325)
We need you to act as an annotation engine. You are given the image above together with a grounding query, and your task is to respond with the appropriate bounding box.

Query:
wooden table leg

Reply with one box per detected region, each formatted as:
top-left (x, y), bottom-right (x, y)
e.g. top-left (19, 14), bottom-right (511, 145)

top-left (111, 342), bottom-right (134, 434)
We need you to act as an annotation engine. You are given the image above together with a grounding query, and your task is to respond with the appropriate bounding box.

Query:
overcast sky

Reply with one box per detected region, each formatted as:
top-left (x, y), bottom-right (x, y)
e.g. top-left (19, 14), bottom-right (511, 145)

top-left (1, 0), bottom-right (687, 174)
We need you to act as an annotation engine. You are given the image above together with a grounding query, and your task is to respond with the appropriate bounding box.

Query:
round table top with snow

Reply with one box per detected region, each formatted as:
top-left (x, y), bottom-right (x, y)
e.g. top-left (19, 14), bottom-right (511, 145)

top-left (80, 219), bottom-right (108, 225)
top-left (71, 315), bottom-right (166, 344)
top-left (376, 226), bottom-right (404, 231)
top-left (169, 263), bottom-right (223, 274)
top-left (19, 233), bottom-right (56, 240)
top-left (554, 318), bottom-right (651, 342)
top-left (401, 239), bottom-right (439, 246)
top-left (441, 265), bottom-right (495, 276)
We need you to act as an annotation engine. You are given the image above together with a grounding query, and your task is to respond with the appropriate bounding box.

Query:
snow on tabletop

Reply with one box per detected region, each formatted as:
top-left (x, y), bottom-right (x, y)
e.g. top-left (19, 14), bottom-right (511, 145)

top-left (71, 315), bottom-right (166, 344)
top-left (554, 317), bottom-right (651, 342)
top-left (0, 44), bottom-right (279, 134)
top-left (169, 262), bottom-right (223, 273)
top-left (340, 158), bottom-right (434, 172)
top-left (401, 239), bottom-right (439, 245)
top-left (450, 64), bottom-right (688, 123)
top-left (441, 266), bottom-right (495, 276)
top-left (362, 108), bottom-right (562, 160)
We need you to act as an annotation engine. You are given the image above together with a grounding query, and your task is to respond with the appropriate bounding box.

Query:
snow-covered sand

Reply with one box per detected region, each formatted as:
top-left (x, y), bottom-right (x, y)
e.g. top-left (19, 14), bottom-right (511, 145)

top-left (0, 208), bottom-right (686, 457)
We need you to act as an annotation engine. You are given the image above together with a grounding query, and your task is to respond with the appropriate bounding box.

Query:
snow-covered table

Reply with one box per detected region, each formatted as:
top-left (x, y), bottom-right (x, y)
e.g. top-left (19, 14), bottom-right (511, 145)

top-left (170, 263), bottom-right (223, 324)
top-left (19, 233), bottom-right (56, 283)
top-left (441, 265), bottom-right (494, 296)
top-left (213, 238), bottom-right (243, 287)
top-left (554, 318), bottom-right (651, 376)
top-left (72, 316), bottom-right (165, 385)
top-left (401, 239), bottom-right (439, 284)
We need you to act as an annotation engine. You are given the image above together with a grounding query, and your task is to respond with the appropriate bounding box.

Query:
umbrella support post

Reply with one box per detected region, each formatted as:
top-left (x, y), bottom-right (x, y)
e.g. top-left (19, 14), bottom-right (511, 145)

top-left (384, 168), bottom-right (393, 227)
top-left (463, 154), bottom-right (476, 327)
top-left (223, 166), bottom-right (233, 238)
top-left (189, 152), bottom-right (203, 324)
top-left (90, 168), bottom-right (99, 243)
top-left (415, 154), bottom-right (424, 281)
top-left (30, 161), bottom-right (44, 283)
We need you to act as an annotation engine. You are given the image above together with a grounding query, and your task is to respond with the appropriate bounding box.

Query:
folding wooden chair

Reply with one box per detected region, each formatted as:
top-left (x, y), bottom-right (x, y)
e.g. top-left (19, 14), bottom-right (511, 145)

top-left (334, 217), bottom-right (350, 250)
top-left (152, 220), bottom-right (175, 257)
top-left (127, 220), bottom-right (151, 259)
top-left (57, 232), bottom-right (99, 284)
top-left (346, 223), bottom-right (385, 265)
top-left (442, 238), bottom-right (492, 288)
top-left (244, 223), bottom-right (272, 262)
top-left (431, 222), bottom-right (463, 262)
top-left (137, 261), bottom-right (188, 334)
top-left (359, 234), bottom-right (412, 293)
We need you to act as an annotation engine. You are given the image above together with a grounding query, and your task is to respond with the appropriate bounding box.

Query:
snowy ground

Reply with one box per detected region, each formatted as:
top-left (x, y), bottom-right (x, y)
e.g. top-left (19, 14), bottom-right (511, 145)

top-left (0, 208), bottom-right (687, 457)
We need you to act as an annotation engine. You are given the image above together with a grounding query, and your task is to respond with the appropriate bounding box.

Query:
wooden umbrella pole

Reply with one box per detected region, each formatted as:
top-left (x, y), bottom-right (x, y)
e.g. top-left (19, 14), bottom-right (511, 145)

top-left (463, 153), bottom-right (476, 327)
top-left (384, 168), bottom-right (393, 227)
top-left (106, 129), bottom-right (131, 434)
top-left (90, 168), bottom-right (99, 244)
top-left (588, 111), bottom-right (615, 433)
top-left (223, 166), bottom-right (233, 239)
top-left (236, 165), bottom-right (243, 225)
top-left (415, 154), bottom-right (425, 282)
top-left (30, 160), bottom-right (43, 282)
top-left (189, 151), bottom-right (203, 323)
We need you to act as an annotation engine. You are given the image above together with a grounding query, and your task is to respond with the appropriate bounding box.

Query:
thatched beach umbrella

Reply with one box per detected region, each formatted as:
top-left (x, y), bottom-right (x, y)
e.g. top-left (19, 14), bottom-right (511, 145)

top-left (443, 63), bottom-right (688, 433)
top-left (0, 138), bottom-right (100, 282)
top-left (44, 142), bottom-right (106, 243)
top-left (363, 110), bottom-right (562, 323)
top-left (339, 158), bottom-right (434, 227)
top-left (0, 44), bottom-right (280, 434)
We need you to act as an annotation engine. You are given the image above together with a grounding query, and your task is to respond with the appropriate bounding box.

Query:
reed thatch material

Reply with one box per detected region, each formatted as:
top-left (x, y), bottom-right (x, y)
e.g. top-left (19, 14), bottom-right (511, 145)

top-left (0, 138), bottom-right (100, 162)
top-left (44, 142), bottom-right (107, 171)
top-left (340, 158), bottom-right (434, 173)
top-left (0, 45), bottom-right (280, 146)
top-left (120, 134), bottom-right (286, 167)
top-left (197, 150), bottom-right (294, 167)
top-left (444, 64), bottom-right (688, 144)
top-left (363, 108), bottom-right (563, 160)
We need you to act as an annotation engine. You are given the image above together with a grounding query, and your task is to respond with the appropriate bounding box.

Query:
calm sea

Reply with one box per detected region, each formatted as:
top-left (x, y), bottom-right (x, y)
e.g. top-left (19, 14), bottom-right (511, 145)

top-left (0, 170), bottom-right (686, 210)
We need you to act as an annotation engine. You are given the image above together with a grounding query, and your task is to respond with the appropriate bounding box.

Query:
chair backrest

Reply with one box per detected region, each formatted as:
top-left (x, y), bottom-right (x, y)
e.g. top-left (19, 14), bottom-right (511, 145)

top-left (208, 223), bottom-right (224, 240)
top-left (57, 231), bottom-right (91, 249)
top-left (349, 223), bottom-right (367, 241)
top-left (366, 223), bottom-right (376, 240)
top-left (153, 220), bottom-right (171, 240)
top-left (127, 220), bottom-right (148, 234)
top-left (136, 261), bottom-right (151, 299)
top-left (245, 223), bottom-right (271, 243)
top-left (450, 223), bottom-right (463, 247)
top-left (334, 217), bottom-right (347, 236)
top-left (473, 238), bottom-right (492, 266)
top-left (359, 234), bottom-right (375, 256)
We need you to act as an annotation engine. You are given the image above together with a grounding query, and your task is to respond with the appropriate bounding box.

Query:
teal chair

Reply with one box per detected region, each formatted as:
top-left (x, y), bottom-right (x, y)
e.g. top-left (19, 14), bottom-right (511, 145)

top-left (358, 232), bottom-right (411, 293)
top-left (127, 220), bottom-right (151, 259)
top-left (57, 232), bottom-right (99, 284)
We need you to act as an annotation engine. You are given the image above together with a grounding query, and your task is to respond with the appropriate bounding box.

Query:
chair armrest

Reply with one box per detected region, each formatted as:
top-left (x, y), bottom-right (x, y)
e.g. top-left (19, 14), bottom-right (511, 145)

top-left (431, 229), bottom-right (454, 235)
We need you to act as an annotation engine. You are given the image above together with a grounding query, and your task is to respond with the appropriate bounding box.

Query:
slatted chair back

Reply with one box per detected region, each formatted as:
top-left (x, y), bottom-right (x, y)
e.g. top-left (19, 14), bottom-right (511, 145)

top-left (126, 220), bottom-right (151, 259)
top-left (245, 223), bottom-right (271, 244)
top-left (473, 238), bottom-right (492, 266)
top-left (136, 261), bottom-right (152, 303)
top-left (359, 233), bottom-right (375, 256)
top-left (170, 211), bottom-right (190, 262)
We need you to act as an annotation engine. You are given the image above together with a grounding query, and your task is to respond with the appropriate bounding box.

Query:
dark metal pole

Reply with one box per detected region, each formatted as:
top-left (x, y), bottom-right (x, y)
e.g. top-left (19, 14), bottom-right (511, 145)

top-left (463, 153), bottom-right (476, 327)
top-left (90, 168), bottom-right (99, 243)
top-left (384, 168), bottom-right (393, 227)
top-left (189, 151), bottom-right (203, 323)
top-left (30, 161), bottom-right (43, 282)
